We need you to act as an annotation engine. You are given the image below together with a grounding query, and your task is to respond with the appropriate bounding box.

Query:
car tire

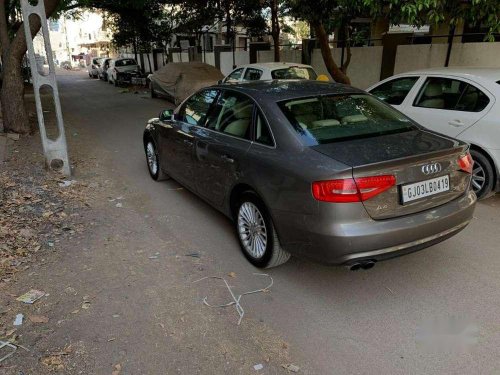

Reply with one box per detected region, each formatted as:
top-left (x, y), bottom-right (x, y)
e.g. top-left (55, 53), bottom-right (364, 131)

top-left (144, 138), bottom-right (169, 181)
top-left (235, 192), bottom-right (290, 268)
top-left (470, 149), bottom-right (495, 199)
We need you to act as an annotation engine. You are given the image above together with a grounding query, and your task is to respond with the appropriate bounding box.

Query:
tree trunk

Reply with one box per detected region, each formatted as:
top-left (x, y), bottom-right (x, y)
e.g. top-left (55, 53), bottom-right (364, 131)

top-left (341, 24), bottom-right (352, 74)
top-left (0, 0), bottom-right (61, 134)
top-left (271, 0), bottom-right (280, 62)
top-left (146, 50), bottom-right (152, 73)
top-left (1, 53), bottom-right (29, 133)
top-left (224, 1), bottom-right (232, 45)
top-left (313, 21), bottom-right (351, 85)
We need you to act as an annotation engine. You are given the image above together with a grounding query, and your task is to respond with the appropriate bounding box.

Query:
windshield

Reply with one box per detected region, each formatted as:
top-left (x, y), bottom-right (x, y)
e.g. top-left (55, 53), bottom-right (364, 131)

top-left (271, 67), bottom-right (317, 80)
top-left (115, 59), bottom-right (137, 67)
top-left (279, 94), bottom-right (417, 145)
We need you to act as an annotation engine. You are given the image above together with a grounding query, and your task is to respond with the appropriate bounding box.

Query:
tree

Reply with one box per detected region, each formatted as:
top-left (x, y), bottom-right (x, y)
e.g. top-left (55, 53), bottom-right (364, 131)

top-left (364, 0), bottom-right (500, 40)
top-left (286, 0), bottom-right (369, 84)
top-left (0, 0), bottom-right (78, 134)
top-left (269, 0), bottom-right (280, 62)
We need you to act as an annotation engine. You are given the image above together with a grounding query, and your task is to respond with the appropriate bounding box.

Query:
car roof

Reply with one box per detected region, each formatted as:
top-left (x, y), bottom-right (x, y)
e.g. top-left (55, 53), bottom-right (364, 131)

top-left (396, 67), bottom-right (500, 83)
top-left (213, 80), bottom-right (363, 101)
top-left (237, 62), bottom-right (313, 71)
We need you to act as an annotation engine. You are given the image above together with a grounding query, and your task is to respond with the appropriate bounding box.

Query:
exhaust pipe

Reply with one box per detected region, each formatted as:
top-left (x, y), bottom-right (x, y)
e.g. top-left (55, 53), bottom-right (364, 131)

top-left (348, 263), bottom-right (362, 271)
top-left (348, 260), bottom-right (376, 271)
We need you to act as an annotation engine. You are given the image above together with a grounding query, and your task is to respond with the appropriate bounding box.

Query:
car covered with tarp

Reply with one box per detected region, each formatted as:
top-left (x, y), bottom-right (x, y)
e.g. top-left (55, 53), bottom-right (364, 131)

top-left (149, 62), bottom-right (224, 104)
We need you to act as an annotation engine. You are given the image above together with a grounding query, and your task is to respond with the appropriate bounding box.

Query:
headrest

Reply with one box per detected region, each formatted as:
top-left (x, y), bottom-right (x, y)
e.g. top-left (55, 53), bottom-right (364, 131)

top-left (233, 103), bottom-right (253, 119)
top-left (424, 83), bottom-right (443, 97)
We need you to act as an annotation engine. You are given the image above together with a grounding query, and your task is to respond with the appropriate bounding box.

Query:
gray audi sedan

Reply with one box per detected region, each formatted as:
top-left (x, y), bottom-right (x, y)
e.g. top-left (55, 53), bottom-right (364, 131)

top-left (143, 80), bottom-right (476, 269)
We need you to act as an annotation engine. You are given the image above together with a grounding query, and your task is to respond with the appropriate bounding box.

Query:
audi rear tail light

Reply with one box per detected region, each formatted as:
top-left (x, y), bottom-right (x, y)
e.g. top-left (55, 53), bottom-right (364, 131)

top-left (458, 152), bottom-right (473, 174)
top-left (312, 175), bottom-right (396, 203)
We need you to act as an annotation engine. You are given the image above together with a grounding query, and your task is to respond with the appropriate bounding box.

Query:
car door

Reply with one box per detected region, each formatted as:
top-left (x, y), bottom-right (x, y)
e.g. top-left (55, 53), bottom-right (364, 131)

top-left (162, 89), bottom-right (219, 187)
top-left (192, 90), bottom-right (253, 207)
top-left (368, 75), bottom-right (422, 112)
top-left (403, 75), bottom-right (493, 138)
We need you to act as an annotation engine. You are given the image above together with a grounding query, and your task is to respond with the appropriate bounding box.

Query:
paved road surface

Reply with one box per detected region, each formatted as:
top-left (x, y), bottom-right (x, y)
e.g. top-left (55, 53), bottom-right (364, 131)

top-left (59, 71), bottom-right (500, 374)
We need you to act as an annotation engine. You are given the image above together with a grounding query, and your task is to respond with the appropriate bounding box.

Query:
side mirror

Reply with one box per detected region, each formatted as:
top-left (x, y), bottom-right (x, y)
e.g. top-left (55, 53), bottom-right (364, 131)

top-left (217, 79), bottom-right (224, 85)
top-left (159, 109), bottom-right (173, 121)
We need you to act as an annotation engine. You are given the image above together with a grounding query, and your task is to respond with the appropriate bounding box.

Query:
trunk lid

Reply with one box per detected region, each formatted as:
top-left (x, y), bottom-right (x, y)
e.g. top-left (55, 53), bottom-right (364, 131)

top-left (312, 130), bottom-right (471, 219)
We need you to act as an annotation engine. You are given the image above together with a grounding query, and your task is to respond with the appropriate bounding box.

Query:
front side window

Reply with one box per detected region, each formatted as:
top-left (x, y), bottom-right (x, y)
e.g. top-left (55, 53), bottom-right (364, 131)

top-left (271, 67), bottom-right (317, 80)
top-left (280, 94), bottom-right (416, 145)
top-left (176, 89), bottom-right (219, 126)
top-left (225, 68), bottom-right (244, 82)
top-left (370, 77), bottom-right (419, 105)
top-left (414, 77), bottom-right (468, 110)
top-left (243, 68), bottom-right (263, 81)
top-left (205, 91), bottom-right (253, 140)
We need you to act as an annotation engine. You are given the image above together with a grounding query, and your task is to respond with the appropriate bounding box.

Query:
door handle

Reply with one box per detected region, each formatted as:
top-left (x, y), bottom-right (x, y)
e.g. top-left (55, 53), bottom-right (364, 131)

top-left (183, 139), bottom-right (193, 146)
top-left (448, 119), bottom-right (464, 127)
top-left (220, 154), bottom-right (234, 163)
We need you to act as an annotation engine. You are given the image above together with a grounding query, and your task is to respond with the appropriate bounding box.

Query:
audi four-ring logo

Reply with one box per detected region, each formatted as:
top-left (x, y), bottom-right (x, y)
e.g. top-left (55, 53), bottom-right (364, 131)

top-left (422, 163), bottom-right (442, 175)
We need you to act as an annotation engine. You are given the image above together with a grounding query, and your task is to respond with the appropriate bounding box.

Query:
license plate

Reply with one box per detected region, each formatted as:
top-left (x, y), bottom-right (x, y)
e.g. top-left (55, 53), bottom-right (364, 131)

top-left (401, 175), bottom-right (450, 204)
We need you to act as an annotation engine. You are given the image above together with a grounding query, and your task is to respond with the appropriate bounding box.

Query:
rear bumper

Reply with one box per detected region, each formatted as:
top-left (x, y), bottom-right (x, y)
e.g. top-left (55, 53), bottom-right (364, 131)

top-left (273, 190), bottom-right (476, 265)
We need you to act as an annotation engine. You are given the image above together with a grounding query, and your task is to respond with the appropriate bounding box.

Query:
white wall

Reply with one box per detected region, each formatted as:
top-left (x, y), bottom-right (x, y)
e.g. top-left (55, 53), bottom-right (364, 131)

top-left (172, 52), bottom-right (190, 63)
top-left (257, 49), bottom-right (302, 64)
top-left (394, 44), bottom-right (448, 74)
top-left (311, 46), bottom-right (384, 89)
top-left (220, 50), bottom-right (250, 75)
top-left (394, 42), bottom-right (500, 75)
top-left (203, 52), bottom-right (216, 67)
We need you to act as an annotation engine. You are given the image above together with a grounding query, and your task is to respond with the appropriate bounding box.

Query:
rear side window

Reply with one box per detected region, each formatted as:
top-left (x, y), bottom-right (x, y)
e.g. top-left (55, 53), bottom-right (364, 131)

top-left (255, 110), bottom-right (274, 146)
top-left (244, 68), bottom-right (263, 81)
top-left (280, 94), bottom-right (416, 145)
top-left (115, 59), bottom-right (137, 67)
top-left (176, 89), bottom-right (219, 126)
top-left (456, 84), bottom-right (490, 112)
top-left (271, 67), bottom-right (317, 80)
top-left (414, 77), bottom-right (490, 112)
top-left (205, 91), bottom-right (253, 140)
top-left (370, 77), bottom-right (419, 105)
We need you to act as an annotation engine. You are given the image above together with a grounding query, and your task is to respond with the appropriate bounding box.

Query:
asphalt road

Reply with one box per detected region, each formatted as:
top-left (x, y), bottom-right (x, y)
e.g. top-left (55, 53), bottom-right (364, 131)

top-left (59, 71), bottom-right (500, 374)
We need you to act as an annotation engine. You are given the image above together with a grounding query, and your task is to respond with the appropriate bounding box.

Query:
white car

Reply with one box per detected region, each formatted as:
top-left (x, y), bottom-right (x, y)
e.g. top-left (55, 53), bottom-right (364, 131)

top-left (107, 58), bottom-right (140, 86)
top-left (367, 68), bottom-right (500, 199)
top-left (87, 57), bottom-right (102, 78)
top-left (222, 62), bottom-right (318, 83)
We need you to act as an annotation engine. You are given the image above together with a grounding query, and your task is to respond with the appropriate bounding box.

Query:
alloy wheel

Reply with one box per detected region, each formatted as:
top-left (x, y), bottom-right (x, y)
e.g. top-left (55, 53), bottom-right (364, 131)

top-left (146, 142), bottom-right (158, 176)
top-left (471, 163), bottom-right (486, 193)
top-left (238, 202), bottom-right (268, 259)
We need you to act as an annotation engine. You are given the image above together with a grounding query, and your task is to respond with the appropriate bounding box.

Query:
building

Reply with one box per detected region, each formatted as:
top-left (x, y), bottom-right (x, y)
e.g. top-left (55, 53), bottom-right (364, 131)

top-left (33, 11), bottom-right (113, 67)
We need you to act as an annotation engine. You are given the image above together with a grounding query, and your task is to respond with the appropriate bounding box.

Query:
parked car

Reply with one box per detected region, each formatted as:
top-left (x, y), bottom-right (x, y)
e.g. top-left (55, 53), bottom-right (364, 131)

top-left (367, 68), bottom-right (500, 199)
top-left (107, 58), bottom-right (141, 86)
top-left (149, 62), bottom-right (224, 104)
top-left (143, 80), bottom-right (476, 269)
top-left (99, 58), bottom-right (113, 81)
top-left (87, 57), bottom-right (102, 78)
top-left (222, 62), bottom-right (318, 83)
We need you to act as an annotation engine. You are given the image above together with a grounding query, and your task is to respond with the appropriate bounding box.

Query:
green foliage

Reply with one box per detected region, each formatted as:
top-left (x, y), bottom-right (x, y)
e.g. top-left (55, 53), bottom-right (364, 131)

top-left (363, 0), bottom-right (500, 37)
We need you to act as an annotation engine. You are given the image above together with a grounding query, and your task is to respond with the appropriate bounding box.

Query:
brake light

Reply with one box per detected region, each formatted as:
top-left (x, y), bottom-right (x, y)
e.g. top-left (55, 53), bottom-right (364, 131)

top-left (312, 175), bottom-right (396, 203)
top-left (458, 152), bottom-right (473, 174)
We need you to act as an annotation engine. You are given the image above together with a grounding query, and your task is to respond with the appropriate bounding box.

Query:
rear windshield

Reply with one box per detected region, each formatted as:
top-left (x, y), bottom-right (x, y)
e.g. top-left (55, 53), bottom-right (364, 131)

top-left (279, 94), bottom-right (417, 144)
top-left (115, 59), bottom-right (137, 67)
top-left (271, 67), bottom-right (317, 80)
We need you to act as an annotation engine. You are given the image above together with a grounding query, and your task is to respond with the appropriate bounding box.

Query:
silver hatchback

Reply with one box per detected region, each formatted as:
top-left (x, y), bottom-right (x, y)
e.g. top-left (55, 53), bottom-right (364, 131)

top-left (143, 80), bottom-right (476, 269)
